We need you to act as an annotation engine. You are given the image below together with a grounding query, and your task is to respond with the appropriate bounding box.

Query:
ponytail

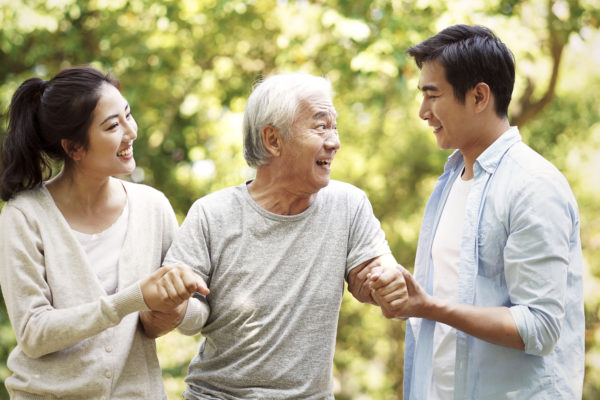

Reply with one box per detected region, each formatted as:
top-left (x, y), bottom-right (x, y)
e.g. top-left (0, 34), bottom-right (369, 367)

top-left (0, 78), bottom-right (51, 201)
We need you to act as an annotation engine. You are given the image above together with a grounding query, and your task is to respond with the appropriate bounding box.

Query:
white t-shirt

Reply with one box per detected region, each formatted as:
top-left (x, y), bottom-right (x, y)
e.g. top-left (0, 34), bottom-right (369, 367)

top-left (72, 202), bottom-right (129, 295)
top-left (429, 174), bottom-right (472, 399)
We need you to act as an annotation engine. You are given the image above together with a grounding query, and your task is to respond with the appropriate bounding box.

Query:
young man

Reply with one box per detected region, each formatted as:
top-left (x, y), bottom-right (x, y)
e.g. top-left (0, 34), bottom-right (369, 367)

top-left (371, 24), bottom-right (584, 399)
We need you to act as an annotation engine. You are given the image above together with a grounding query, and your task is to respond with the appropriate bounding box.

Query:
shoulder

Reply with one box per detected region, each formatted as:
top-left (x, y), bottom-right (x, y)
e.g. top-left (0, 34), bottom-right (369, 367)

top-left (494, 143), bottom-right (577, 214)
top-left (190, 184), bottom-right (244, 210)
top-left (320, 180), bottom-right (370, 208)
top-left (322, 180), bottom-right (367, 200)
top-left (1, 186), bottom-right (47, 215)
top-left (502, 143), bottom-right (572, 194)
top-left (121, 180), bottom-right (169, 203)
top-left (120, 179), bottom-right (174, 215)
top-left (121, 179), bottom-right (165, 198)
top-left (0, 186), bottom-right (52, 233)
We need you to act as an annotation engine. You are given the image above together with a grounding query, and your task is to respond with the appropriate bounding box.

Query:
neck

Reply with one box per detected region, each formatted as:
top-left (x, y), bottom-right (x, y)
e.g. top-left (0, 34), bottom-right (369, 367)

top-left (461, 118), bottom-right (511, 180)
top-left (248, 168), bottom-right (316, 215)
top-left (46, 167), bottom-right (119, 215)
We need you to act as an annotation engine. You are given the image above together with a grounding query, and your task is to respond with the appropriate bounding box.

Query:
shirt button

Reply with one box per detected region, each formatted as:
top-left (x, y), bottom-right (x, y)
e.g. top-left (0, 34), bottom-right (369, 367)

top-left (105, 370), bottom-right (112, 379)
top-left (105, 346), bottom-right (112, 353)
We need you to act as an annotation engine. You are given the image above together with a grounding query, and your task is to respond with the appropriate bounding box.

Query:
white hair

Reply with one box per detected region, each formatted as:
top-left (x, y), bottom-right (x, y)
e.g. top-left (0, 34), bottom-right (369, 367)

top-left (242, 73), bottom-right (332, 168)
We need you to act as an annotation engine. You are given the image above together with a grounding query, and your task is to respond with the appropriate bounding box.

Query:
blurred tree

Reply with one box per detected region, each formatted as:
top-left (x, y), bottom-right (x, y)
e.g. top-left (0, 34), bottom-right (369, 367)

top-left (1, 0), bottom-right (599, 399)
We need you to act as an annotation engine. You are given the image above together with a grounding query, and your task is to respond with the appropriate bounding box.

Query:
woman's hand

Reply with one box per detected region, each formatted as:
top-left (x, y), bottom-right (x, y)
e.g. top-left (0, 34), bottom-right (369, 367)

top-left (140, 264), bottom-right (209, 313)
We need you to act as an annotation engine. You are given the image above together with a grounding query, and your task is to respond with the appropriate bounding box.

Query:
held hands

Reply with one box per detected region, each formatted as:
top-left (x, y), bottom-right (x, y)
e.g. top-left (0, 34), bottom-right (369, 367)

top-left (368, 264), bottom-right (427, 319)
top-left (139, 302), bottom-right (189, 339)
top-left (140, 264), bottom-right (209, 313)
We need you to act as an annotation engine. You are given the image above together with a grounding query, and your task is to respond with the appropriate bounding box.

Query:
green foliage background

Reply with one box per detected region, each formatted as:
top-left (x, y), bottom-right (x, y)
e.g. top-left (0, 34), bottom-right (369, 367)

top-left (1, 0), bottom-right (599, 398)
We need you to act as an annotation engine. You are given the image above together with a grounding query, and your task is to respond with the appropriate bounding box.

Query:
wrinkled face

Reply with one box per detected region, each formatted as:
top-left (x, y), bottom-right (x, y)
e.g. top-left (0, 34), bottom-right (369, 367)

top-left (75, 83), bottom-right (138, 177)
top-left (418, 61), bottom-right (473, 150)
top-left (279, 91), bottom-right (340, 194)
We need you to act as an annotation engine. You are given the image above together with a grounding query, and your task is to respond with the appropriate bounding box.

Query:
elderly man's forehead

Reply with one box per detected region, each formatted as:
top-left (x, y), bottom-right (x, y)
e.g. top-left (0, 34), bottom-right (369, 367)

top-left (297, 97), bottom-right (337, 118)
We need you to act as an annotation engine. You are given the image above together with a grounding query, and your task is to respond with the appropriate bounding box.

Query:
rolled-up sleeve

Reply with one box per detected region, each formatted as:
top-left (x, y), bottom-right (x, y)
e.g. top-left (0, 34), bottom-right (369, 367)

top-left (504, 175), bottom-right (573, 356)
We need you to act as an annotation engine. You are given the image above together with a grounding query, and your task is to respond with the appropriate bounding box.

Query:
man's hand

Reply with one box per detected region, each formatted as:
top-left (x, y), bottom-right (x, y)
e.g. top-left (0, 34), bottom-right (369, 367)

top-left (140, 264), bottom-right (209, 313)
top-left (370, 265), bottom-right (425, 319)
top-left (347, 258), bottom-right (381, 305)
top-left (140, 301), bottom-right (189, 339)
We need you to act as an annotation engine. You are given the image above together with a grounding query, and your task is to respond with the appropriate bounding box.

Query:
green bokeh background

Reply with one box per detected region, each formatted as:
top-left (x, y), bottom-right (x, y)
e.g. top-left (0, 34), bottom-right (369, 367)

top-left (1, 1), bottom-right (599, 398)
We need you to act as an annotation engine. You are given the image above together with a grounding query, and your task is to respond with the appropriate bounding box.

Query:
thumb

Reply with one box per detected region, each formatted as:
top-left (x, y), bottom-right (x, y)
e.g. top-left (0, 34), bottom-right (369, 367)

top-left (401, 268), bottom-right (418, 297)
top-left (195, 277), bottom-right (210, 296)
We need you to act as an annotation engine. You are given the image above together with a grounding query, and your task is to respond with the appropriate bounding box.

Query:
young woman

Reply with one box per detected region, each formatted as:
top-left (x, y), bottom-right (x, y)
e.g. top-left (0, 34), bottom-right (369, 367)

top-left (0, 66), bottom-right (208, 399)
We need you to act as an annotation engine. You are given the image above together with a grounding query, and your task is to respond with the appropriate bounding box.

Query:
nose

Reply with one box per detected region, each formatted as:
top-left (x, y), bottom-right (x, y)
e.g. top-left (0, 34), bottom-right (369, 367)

top-left (124, 118), bottom-right (138, 141)
top-left (324, 129), bottom-right (341, 152)
top-left (419, 101), bottom-right (432, 121)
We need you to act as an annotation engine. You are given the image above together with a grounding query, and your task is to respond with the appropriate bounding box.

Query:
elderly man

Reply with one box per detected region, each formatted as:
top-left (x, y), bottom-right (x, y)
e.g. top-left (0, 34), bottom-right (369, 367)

top-left (162, 73), bottom-right (406, 399)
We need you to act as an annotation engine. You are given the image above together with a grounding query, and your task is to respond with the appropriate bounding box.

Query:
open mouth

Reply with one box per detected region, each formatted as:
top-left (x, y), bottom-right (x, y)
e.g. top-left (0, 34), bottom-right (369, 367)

top-left (316, 159), bottom-right (331, 167)
top-left (117, 146), bottom-right (133, 157)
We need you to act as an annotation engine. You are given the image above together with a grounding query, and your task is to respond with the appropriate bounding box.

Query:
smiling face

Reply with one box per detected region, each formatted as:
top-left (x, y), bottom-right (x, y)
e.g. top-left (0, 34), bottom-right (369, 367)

top-left (418, 60), bottom-right (477, 151)
top-left (279, 91), bottom-right (340, 194)
top-left (73, 83), bottom-right (138, 177)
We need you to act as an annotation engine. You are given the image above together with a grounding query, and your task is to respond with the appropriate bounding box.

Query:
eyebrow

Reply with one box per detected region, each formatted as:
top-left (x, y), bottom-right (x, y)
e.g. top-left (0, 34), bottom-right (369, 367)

top-left (312, 110), bottom-right (338, 119)
top-left (418, 84), bottom-right (439, 92)
top-left (99, 103), bottom-right (130, 126)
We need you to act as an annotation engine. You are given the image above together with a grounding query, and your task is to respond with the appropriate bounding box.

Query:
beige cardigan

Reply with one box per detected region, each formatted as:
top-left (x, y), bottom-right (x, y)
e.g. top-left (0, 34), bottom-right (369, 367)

top-left (0, 180), bottom-right (178, 399)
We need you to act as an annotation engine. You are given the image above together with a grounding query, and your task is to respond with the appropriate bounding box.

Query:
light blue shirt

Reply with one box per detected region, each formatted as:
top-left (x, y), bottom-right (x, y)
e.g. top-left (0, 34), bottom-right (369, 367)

top-left (404, 127), bottom-right (584, 399)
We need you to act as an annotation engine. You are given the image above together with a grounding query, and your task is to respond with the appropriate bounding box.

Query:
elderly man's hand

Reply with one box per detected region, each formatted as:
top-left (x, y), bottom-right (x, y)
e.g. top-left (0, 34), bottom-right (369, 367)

top-left (347, 259), bottom-right (379, 305)
top-left (140, 264), bottom-right (209, 313)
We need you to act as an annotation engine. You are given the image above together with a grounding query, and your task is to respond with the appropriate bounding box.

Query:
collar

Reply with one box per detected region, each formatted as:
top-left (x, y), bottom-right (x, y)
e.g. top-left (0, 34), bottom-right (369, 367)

top-left (442, 126), bottom-right (522, 175)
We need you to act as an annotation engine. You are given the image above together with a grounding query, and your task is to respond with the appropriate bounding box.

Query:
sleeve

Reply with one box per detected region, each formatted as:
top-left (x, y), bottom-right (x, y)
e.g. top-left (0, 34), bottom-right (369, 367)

top-left (163, 200), bottom-right (212, 334)
top-left (177, 295), bottom-right (210, 336)
top-left (0, 205), bottom-right (148, 359)
top-left (163, 200), bottom-right (212, 282)
top-left (505, 176), bottom-right (575, 356)
top-left (345, 190), bottom-right (391, 277)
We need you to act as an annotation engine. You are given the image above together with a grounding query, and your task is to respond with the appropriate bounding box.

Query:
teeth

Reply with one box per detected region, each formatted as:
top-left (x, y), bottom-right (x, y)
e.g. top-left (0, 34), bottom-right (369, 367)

top-left (117, 147), bottom-right (132, 157)
top-left (317, 160), bottom-right (330, 166)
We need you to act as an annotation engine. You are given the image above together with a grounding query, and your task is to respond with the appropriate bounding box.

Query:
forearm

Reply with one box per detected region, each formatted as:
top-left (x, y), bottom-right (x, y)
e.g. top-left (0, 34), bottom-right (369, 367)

top-left (422, 296), bottom-right (524, 350)
top-left (5, 283), bottom-right (146, 358)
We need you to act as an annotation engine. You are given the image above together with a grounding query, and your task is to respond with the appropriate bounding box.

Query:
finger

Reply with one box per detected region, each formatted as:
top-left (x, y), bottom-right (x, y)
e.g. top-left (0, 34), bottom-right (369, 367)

top-left (366, 266), bottom-right (384, 282)
top-left (380, 291), bottom-right (407, 306)
top-left (178, 266), bottom-right (202, 295)
top-left (371, 288), bottom-right (388, 308)
top-left (160, 269), bottom-right (191, 304)
top-left (376, 287), bottom-right (407, 302)
top-left (374, 276), bottom-right (408, 296)
top-left (370, 269), bottom-right (399, 289)
top-left (149, 265), bottom-right (171, 282)
top-left (194, 277), bottom-right (210, 296)
top-left (355, 266), bottom-right (370, 282)
top-left (170, 265), bottom-right (210, 296)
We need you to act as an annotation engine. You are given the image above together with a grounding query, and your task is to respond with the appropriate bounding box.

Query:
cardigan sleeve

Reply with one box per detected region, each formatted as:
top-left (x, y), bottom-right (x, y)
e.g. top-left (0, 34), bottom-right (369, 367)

top-left (0, 204), bottom-right (148, 359)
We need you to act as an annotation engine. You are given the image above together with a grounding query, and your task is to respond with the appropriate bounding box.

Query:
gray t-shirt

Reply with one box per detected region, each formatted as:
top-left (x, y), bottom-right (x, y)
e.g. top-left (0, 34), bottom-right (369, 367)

top-left (165, 180), bottom-right (390, 400)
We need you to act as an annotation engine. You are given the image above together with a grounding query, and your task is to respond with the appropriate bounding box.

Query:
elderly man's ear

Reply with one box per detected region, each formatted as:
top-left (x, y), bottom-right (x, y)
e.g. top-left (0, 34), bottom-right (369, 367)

top-left (261, 125), bottom-right (283, 157)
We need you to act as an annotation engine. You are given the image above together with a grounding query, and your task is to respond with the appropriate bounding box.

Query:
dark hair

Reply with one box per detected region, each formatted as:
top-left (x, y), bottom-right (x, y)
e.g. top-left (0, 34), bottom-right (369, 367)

top-left (406, 24), bottom-right (515, 117)
top-left (0, 66), bottom-right (119, 201)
